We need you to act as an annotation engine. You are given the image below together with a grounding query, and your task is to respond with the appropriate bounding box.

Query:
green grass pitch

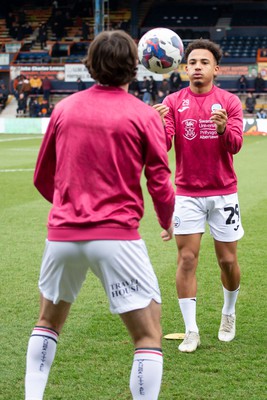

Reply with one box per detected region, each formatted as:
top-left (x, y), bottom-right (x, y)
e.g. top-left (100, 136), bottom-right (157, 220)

top-left (0, 134), bottom-right (266, 399)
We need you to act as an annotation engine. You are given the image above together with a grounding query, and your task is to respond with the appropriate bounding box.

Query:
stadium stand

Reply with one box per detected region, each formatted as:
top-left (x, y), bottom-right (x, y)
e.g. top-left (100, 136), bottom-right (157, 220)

top-left (142, 2), bottom-right (221, 29)
top-left (230, 3), bottom-right (267, 27)
top-left (0, 0), bottom-right (267, 119)
top-left (13, 51), bottom-right (51, 64)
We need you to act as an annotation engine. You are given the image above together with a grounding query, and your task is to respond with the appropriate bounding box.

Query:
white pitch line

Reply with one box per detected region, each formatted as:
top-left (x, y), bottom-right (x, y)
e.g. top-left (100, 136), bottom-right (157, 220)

top-left (0, 136), bottom-right (42, 143)
top-left (0, 168), bottom-right (34, 172)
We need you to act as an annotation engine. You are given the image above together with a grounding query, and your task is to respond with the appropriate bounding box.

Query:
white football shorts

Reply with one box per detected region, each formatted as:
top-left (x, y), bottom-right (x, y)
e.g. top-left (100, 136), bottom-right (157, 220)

top-left (38, 239), bottom-right (161, 314)
top-left (173, 193), bottom-right (244, 242)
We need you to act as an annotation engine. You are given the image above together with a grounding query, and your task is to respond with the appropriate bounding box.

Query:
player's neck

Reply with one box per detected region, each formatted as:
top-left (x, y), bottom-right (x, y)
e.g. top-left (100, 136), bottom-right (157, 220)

top-left (121, 83), bottom-right (129, 92)
top-left (98, 83), bottom-right (129, 92)
top-left (190, 82), bottom-right (213, 94)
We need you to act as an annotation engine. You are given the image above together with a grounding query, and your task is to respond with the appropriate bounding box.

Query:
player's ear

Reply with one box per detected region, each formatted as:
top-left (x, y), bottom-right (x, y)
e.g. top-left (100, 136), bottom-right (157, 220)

top-left (214, 64), bottom-right (219, 77)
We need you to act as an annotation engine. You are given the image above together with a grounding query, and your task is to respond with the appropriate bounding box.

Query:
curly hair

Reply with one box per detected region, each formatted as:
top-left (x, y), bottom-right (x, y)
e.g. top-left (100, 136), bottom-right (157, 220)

top-left (184, 39), bottom-right (223, 65)
top-left (84, 30), bottom-right (138, 86)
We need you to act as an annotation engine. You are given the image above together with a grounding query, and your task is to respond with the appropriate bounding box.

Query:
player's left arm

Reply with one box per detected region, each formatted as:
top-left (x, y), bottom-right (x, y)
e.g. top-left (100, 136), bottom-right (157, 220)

top-left (210, 96), bottom-right (243, 154)
top-left (143, 112), bottom-right (175, 232)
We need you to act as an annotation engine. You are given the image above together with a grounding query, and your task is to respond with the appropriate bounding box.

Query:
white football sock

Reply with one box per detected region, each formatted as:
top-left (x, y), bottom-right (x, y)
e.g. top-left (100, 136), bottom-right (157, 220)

top-left (25, 326), bottom-right (58, 400)
top-left (178, 297), bottom-right (199, 334)
top-left (130, 348), bottom-right (163, 400)
top-left (222, 286), bottom-right (240, 315)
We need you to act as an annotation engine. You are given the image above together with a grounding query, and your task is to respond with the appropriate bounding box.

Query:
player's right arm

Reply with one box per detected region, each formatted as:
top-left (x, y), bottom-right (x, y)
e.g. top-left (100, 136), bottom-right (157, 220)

top-left (153, 98), bottom-right (176, 151)
top-left (152, 104), bottom-right (169, 125)
top-left (160, 225), bottom-right (173, 241)
top-left (34, 113), bottom-right (57, 203)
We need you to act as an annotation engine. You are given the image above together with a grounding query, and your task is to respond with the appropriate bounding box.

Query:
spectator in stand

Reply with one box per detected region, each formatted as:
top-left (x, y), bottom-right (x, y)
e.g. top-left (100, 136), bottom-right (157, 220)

top-left (256, 108), bottom-right (267, 119)
top-left (39, 98), bottom-right (50, 117)
top-left (149, 75), bottom-right (158, 105)
top-left (82, 20), bottom-right (90, 40)
top-left (21, 77), bottom-right (32, 99)
top-left (16, 24), bottom-right (24, 41)
top-left (254, 72), bottom-right (265, 97)
top-left (18, 9), bottom-right (26, 25)
top-left (128, 78), bottom-right (141, 99)
top-left (9, 24), bottom-right (17, 40)
top-left (77, 77), bottom-right (86, 91)
top-left (29, 97), bottom-right (41, 117)
top-left (65, 11), bottom-right (73, 27)
top-left (5, 12), bottom-right (15, 30)
top-left (23, 22), bottom-right (33, 37)
top-left (169, 69), bottom-right (182, 93)
top-left (140, 76), bottom-right (151, 104)
top-left (52, 18), bottom-right (66, 41)
top-left (12, 75), bottom-right (21, 99)
top-left (245, 92), bottom-right (256, 114)
top-left (52, 0), bottom-right (58, 12)
top-left (237, 74), bottom-right (248, 93)
top-left (30, 75), bottom-right (42, 94)
top-left (157, 79), bottom-right (170, 103)
top-left (16, 75), bottom-right (25, 98)
top-left (38, 23), bottom-right (48, 50)
top-left (16, 93), bottom-right (27, 116)
top-left (47, 103), bottom-right (55, 116)
top-left (0, 83), bottom-right (9, 110)
top-left (42, 76), bottom-right (52, 100)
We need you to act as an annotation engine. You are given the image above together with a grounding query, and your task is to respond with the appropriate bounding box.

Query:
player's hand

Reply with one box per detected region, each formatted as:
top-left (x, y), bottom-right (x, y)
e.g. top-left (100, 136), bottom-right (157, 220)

top-left (153, 104), bottom-right (169, 126)
top-left (210, 108), bottom-right (228, 135)
top-left (160, 225), bottom-right (173, 241)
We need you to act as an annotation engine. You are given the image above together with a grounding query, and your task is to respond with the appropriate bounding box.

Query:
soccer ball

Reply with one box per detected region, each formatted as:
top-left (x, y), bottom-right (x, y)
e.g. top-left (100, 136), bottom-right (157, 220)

top-left (138, 28), bottom-right (184, 74)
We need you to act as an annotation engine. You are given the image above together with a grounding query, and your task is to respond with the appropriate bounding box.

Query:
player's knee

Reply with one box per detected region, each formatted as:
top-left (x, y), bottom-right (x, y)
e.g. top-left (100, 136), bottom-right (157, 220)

top-left (178, 249), bottom-right (197, 271)
top-left (218, 256), bottom-right (237, 272)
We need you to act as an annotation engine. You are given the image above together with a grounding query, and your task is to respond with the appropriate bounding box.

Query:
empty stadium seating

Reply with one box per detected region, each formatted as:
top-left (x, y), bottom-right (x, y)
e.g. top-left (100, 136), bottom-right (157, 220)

top-left (142, 3), bottom-right (221, 28)
top-left (14, 51), bottom-right (51, 64)
top-left (220, 36), bottom-right (267, 59)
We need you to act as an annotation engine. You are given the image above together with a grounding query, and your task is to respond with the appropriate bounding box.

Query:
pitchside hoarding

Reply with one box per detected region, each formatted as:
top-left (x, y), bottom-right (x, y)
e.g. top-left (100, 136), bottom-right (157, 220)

top-left (9, 63), bottom-right (267, 83)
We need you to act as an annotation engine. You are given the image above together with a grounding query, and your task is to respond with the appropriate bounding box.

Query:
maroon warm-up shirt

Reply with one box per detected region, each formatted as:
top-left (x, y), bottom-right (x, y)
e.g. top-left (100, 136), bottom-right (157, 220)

top-left (34, 84), bottom-right (175, 241)
top-left (163, 85), bottom-right (243, 196)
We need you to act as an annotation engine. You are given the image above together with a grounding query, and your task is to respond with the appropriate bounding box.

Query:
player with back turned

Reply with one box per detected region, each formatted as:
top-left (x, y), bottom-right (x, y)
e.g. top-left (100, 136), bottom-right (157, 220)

top-left (24, 30), bottom-right (175, 399)
top-left (155, 38), bottom-right (244, 353)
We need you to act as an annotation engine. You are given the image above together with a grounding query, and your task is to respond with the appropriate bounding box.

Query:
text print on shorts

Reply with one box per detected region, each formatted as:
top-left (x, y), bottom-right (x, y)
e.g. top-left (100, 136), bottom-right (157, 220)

top-left (224, 203), bottom-right (240, 230)
top-left (173, 194), bottom-right (244, 242)
top-left (38, 239), bottom-right (161, 314)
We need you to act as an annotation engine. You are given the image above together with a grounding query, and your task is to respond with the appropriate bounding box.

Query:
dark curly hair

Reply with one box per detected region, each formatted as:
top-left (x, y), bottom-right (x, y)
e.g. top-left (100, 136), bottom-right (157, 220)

top-left (84, 30), bottom-right (138, 86)
top-left (184, 39), bottom-right (223, 65)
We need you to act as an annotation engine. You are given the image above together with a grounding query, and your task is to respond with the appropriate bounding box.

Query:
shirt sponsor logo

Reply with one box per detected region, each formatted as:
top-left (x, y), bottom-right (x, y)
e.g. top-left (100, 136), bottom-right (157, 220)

top-left (182, 119), bottom-right (197, 140)
top-left (199, 118), bottom-right (218, 139)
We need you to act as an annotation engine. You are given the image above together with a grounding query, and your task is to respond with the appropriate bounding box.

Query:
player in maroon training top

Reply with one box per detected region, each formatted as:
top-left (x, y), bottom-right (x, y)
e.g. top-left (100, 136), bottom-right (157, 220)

top-left (25, 30), bottom-right (175, 399)
top-left (155, 39), bottom-right (244, 353)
